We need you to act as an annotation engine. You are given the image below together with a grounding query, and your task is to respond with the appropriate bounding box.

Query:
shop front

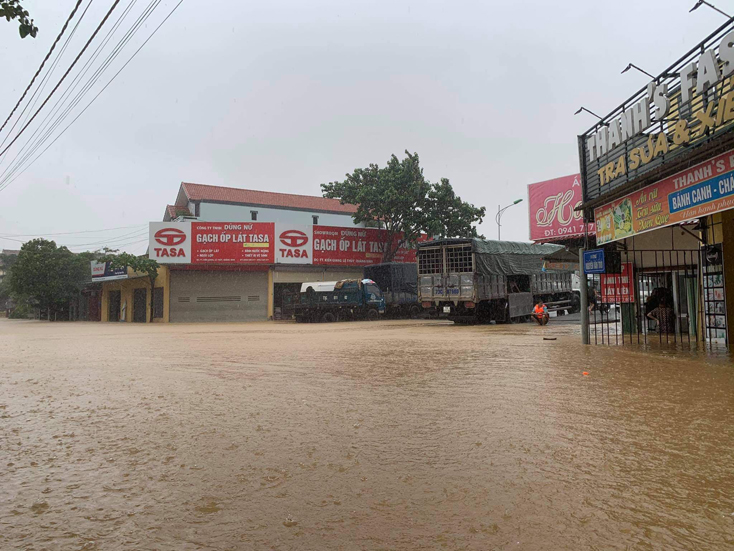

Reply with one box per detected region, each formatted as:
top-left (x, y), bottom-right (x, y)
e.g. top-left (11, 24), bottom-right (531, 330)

top-left (96, 262), bottom-right (171, 323)
top-left (577, 18), bottom-right (734, 348)
top-left (148, 220), bottom-right (416, 322)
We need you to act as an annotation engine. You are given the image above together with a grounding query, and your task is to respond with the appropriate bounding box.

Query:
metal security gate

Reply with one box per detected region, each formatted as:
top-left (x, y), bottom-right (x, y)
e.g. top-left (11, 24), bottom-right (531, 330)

top-left (585, 249), bottom-right (710, 346)
top-left (170, 270), bottom-right (268, 322)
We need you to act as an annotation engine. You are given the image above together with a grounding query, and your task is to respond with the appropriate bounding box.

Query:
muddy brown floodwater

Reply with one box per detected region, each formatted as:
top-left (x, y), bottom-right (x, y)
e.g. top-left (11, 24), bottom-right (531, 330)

top-left (1, 318), bottom-right (734, 550)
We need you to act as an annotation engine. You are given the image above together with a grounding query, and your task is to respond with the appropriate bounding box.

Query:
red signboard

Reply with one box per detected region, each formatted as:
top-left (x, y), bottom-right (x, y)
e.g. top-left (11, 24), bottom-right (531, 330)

top-left (150, 221), bottom-right (418, 266)
top-left (528, 174), bottom-right (595, 242)
top-left (312, 226), bottom-right (417, 266)
top-left (192, 222), bottom-right (274, 264)
top-left (601, 262), bottom-right (634, 303)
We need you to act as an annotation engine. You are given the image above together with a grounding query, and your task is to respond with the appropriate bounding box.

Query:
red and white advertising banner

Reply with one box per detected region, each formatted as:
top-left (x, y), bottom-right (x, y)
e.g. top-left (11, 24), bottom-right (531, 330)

top-left (600, 262), bottom-right (634, 303)
top-left (312, 226), bottom-right (416, 266)
top-left (149, 222), bottom-right (417, 266)
top-left (192, 222), bottom-right (274, 264)
top-left (528, 174), bottom-right (595, 242)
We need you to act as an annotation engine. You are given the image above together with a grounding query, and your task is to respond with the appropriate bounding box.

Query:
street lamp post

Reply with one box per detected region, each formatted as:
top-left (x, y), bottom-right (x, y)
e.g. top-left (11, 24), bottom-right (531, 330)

top-left (496, 199), bottom-right (523, 240)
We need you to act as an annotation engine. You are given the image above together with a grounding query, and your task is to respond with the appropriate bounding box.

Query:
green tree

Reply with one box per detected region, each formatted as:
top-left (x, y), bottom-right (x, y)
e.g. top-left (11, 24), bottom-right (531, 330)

top-left (322, 151), bottom-right (485, 262)
top-left (9, 239), bottom-right (90, 319)
top-left (0, 251), bottom-right (17, 307)
top-left (1, 1), bottom-right (37, 38)
top-left (101, 251), bottom-right (159, 323)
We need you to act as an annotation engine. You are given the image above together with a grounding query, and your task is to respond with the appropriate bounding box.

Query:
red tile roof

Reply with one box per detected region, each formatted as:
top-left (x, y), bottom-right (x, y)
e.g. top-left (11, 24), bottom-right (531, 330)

top-left (165, 204), bottom-right (192, 219)
top-left (179, 182), bottom-right (358, 214)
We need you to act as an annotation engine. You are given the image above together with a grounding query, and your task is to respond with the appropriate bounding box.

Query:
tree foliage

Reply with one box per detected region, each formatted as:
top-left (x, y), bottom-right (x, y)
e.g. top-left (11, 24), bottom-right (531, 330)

top-left (1, 1), bottom-right (37, 39)
top-left (321, 151), bottom-right (485, 262)
top-left (101, 251), bottom-right (159, 323)
top-left (9, 239), bottom-right (90, 318)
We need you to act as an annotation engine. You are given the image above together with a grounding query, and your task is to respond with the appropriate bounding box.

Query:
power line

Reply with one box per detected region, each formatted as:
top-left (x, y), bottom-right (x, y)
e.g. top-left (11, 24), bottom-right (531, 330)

top-left (67, 236), bottom-right (149, 250)
top-left (0, 0), bottom-right (94, 153)
top-left (63, 229), bottom-right (149, 248)
top-left (0, 0), bottom-right (123, 160)
top-left (0, 0), bottom-right (185, 193)
top-left (0, 0), bottom-right (85, 141)
top-left (0, 223), bottom-right (147, 237)
top-left (0, 0), bottom-right (148, 185)
top-left (0, 0), bottom-right (154, 186)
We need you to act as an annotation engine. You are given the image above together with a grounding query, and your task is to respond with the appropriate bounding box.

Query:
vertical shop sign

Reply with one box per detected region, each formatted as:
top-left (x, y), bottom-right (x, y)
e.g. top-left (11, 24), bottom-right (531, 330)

top-left (601, 262), bottom-right (634, 303)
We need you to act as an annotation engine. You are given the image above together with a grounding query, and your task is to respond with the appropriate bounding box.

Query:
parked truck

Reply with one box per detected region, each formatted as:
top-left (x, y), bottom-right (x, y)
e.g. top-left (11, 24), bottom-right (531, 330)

top-left (417, 238), bottom-right (578, 324)
top-left (363, 263), bottom-right (423, 318)
top-left (283, 279), bottom-right (386, 322)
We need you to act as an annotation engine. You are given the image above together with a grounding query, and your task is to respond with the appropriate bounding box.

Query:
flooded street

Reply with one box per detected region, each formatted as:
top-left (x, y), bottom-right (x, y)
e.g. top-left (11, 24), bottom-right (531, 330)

top-left (1, 318), bottom-right (734, 550)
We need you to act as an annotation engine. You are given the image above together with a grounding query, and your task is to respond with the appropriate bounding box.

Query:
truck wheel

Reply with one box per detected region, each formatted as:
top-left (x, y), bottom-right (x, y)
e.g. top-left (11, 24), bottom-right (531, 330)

top-left (409, 305), bottom-right (421, 319)
top-left (321, 312), bottom-right (336, 323)
top-left (366, 308), bottom-right (379, 321)
top-left (294, 315), bottom-right (305, 323)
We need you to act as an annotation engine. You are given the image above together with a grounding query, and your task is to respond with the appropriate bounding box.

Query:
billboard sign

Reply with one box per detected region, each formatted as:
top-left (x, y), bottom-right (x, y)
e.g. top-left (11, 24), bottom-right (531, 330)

top-left (528, 174), bottom-right (594, 242)
top-left (579, 20), bottom-right (734, 203)
top-left (594, 148), bottom-right (734, 244)
top-left (149, 222), bottom-right (418, 266)
top-left (90, 261), bottom-right (128, 281)
top-left (191, 222), bottom-right (274, 264)
top-left (312, 226), bottom-right (416, 266)
top-left (275, 224), bottom-right (313, 264)
top-left (150, 222), bottom-right (192, 263)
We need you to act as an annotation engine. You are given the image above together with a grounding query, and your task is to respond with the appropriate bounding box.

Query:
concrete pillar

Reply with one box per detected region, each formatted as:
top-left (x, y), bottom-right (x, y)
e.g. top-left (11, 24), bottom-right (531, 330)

top-left (267, 268), bottom-right (274, 320)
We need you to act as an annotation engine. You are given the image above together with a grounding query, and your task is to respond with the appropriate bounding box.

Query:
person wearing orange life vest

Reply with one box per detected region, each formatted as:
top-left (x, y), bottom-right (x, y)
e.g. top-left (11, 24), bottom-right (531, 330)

top-left (532, 300), bottom-right (549, 326)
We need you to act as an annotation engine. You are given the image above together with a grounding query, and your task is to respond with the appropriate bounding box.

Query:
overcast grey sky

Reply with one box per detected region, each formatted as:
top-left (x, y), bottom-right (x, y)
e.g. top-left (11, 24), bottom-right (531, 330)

top-left (0, 0), bottom-right (727, 252)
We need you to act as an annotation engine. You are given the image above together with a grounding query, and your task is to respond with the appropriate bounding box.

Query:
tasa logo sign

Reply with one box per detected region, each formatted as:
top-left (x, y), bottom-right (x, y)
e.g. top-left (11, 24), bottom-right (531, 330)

top-left (151, 225), bottom-right (188, 260)
top-left (155, 227), bottom-right (187, 246)
top-left (279, 229), bottom-right (308, 248)
top-left (275, 225), bottom-right (312, 263)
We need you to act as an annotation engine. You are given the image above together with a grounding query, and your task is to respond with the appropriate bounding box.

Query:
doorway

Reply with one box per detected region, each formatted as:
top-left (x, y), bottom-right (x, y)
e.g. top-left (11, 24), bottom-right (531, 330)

top-left (108, 290), bottom-right (121, 322)
top-left (133, 288), bottom-right (147, 323)
top-left (273, 282), bottom-right (301, 319)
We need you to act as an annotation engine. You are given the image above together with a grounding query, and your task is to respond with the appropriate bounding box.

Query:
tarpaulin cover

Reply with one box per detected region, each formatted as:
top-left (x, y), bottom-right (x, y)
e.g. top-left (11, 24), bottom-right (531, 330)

top-left (363, 263), bottom-right (418, 294)
top-left (419, 238), bottom-right (564, 276)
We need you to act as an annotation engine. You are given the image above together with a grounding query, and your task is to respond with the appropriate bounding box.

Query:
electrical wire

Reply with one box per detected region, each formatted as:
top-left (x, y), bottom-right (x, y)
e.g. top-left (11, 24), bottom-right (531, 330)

top-left (63, 229), bottom-right (149, 248)
top-left (0, 0), bottom-right (185, 193)
top-left (0, 0), bottom-right (94, 153)
top-left (67, 236), bottom-right (149, 250)
top-left (0, 0), bottom-right (153, 185)
top-left (0, 0), bottom-right (85, 140)
top-left (0, 223), bottom-right (146, 237)
top-left (0, 0), bottom-right (122, 160)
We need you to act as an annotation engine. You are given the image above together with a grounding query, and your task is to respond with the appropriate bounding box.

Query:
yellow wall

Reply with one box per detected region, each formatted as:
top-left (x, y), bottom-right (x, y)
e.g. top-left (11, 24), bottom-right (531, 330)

top-left (101, 265), bottom-right (170, 323)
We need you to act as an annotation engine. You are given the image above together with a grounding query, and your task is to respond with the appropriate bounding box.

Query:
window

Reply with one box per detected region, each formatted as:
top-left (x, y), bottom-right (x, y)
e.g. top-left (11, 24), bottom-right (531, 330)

top-left (251, 210), bottom-right (258, 221)
top-left (365, 284), bottom-right (382, 300)
top-left (153, 287), bottom-right (164, 318)
top-left (312, 215), bottom-right (319, 225)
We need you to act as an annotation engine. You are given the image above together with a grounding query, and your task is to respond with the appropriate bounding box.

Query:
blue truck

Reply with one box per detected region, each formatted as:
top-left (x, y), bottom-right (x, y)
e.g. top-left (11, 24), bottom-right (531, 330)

top-left (283, 279), bottom-right (386, 322)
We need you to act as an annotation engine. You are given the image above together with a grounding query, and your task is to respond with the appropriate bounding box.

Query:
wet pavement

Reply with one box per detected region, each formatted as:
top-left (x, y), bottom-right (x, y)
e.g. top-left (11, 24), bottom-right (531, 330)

top-left (1, 317), bottom-right (733, 550)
